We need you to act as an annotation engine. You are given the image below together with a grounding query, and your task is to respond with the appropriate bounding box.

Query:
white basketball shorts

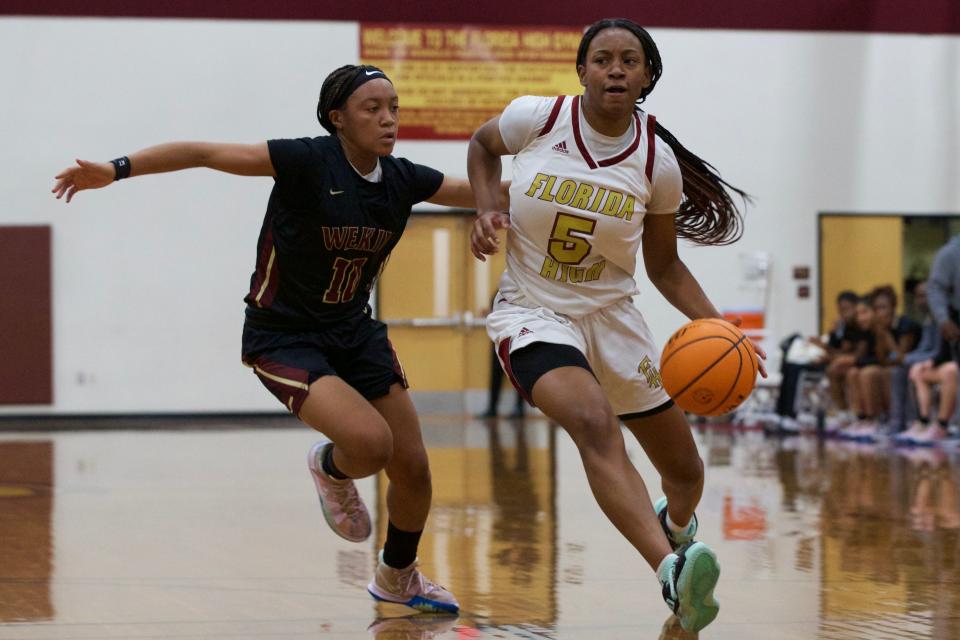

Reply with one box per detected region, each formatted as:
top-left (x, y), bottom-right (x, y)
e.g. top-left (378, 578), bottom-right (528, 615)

top-left (486, 290), bottom-right (671, 416)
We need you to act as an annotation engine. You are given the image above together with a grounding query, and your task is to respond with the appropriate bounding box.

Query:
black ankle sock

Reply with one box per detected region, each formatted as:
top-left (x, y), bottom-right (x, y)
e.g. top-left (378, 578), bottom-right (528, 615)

top-left (857, 414), bottom-right (867, 421)
top-left (919, 415), bottom-right (930, 424)
top-left (383, 521), bottom-right (423, 569)
top-left (321, 444), bottom-right (349, 480)
top-left (938, 418), bottom-right (949, 428)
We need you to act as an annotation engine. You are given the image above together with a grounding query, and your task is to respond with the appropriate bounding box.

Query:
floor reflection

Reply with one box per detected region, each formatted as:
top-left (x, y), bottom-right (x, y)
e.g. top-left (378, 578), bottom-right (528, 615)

top-left (0, 441), bottom-right (54, 622)
top-left (0, 423), bottom-right (959, 639)
top-left (818, 442), bottom-right (960, 640)
top-left (374, 418), bottom-right (557, 630)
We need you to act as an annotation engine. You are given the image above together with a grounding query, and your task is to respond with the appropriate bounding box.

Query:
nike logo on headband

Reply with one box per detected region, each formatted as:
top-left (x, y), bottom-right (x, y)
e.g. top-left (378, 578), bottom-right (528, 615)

top-left (365, 70), bottom-right (383, 76)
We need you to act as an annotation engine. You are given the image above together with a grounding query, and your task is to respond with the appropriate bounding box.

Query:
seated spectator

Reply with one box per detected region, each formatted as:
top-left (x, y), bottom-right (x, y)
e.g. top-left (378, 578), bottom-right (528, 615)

top-left (821, 290), bottom-right (862, 422)
top-left (841, 297), bottom-right (878, 437)
top-left (775, 291), bottom-right (859, 431)
top-left (773, 332), bottom-right (827, 430)
top-left (845, 286), bottom-right (921, 440)
top-left (898, 281), bottom-right (957, 444)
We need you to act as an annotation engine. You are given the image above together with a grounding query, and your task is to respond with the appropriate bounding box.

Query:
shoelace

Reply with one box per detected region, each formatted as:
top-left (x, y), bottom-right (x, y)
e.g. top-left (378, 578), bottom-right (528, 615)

top-left (393, 564), bottom-right (423, 593)
top-left (328, 480), bottom-right (363, 517)
top-left (392, 564), bottom-right (445, 596)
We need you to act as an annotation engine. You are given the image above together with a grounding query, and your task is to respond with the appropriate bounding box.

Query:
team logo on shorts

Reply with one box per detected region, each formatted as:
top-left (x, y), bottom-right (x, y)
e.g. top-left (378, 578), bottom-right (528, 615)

top-left (637, 355), bottom-right (662, 389)
top-left (518, 327), bottom-right (533, 337)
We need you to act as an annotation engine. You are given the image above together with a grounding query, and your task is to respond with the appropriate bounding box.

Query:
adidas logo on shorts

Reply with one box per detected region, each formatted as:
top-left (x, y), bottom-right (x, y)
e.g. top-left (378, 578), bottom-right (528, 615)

top-left (552, 140), bottom-right (569, 154)
top-left (518, 327), bottom-right (533, 337)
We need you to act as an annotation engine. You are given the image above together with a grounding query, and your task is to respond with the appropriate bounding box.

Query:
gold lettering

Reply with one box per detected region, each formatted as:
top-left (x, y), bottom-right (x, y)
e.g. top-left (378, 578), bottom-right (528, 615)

top-left (525, 173), bottom-right (549, 198)
top-left (539, 255), bottom-right (560, 280)
top-left (588, 188), bottom-right (607, 212)
top-left (554, 179), bottom-right (577, 205)
top-left (568, 266), bottom-right (585, 283)
top-left (620, 195), bottom-right (637, 222)
top-left (570, 183), bottom-right (593, 210)
top-left (638, 355), bottom-right (663, 389)
top-left (602, 192), bottom-right (623, 217)
top-left (537, 175), bottom-right (557, 202)
top-left (585, 260), bottom-right (606, 281)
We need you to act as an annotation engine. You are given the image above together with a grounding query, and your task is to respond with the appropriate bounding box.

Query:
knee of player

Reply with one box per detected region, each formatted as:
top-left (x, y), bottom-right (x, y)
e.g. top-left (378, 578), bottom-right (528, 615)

top-left (672, 454), bottom-right (704, 488)
top-left (845, 367), bottom-right (860, 383)
top-left (564, 404), bottom-right (620, 451)
top-left (392, 450), bottom-right (432, 489)
top-left (361, 429), bottom-right (395, 471)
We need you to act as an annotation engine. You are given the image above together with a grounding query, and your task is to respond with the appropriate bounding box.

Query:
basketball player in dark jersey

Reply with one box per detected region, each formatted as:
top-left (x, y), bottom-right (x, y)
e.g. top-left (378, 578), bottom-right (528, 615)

top-left (52, 64), bottom-right (488, 614)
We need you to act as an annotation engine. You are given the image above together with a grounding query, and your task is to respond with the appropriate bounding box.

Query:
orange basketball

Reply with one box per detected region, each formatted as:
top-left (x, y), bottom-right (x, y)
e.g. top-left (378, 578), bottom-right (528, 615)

top-left (659, 318), bottom-right (757, 417)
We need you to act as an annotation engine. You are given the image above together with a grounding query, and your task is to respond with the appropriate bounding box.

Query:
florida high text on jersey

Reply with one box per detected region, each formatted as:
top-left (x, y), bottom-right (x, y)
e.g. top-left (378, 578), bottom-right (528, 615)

top-left (499, 95), bottom-right (683, 318)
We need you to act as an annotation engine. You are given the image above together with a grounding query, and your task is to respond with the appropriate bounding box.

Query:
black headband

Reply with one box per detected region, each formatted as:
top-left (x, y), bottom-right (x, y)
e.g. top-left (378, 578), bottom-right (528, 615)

top-left (332, 66), bottom-right (392, 110)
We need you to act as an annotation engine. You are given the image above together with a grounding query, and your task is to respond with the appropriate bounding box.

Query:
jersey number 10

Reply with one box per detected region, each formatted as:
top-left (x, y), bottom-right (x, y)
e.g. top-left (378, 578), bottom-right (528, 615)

top-left (323, 256), bottom-right (368, 303)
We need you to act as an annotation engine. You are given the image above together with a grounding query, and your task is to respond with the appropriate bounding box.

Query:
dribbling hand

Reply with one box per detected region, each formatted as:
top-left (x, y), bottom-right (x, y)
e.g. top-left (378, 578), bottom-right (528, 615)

top-left (470, 210), bottom-right (510, 261)
top-left (52, 159), bottom-right (114, 203)
top-left (727, 316), bottom-right (769, 378)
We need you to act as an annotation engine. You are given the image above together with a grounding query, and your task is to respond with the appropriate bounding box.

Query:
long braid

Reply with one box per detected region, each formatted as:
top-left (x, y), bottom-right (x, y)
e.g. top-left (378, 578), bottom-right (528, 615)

top-left (578, 19), bottom-right (750, 246)
top-left (655, 122), bottom-right (748, 245)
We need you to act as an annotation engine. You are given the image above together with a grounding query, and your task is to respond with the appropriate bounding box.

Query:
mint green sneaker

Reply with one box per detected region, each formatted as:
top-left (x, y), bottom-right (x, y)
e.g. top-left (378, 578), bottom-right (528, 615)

top-left (660, 542), bottom-right (720, 633)
top-left (654, 496), bottom-right (698, 550)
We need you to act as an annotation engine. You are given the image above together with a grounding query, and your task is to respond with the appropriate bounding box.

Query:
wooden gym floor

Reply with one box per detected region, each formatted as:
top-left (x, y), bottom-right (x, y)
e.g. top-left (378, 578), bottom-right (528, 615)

top-left (1, 416), bottom-right (958, 639)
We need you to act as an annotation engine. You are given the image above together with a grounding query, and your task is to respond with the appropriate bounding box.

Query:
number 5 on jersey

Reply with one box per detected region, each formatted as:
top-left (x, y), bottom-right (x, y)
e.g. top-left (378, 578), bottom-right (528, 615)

top-left (549, 212), bottom-right (596, 264)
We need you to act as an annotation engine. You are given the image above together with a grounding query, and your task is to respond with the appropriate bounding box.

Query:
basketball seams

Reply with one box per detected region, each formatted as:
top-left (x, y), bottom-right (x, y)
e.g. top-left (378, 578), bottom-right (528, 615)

top-left (670, 335), bottom-right (746, 400)
top-left (703, 339), bottom-right (744, 415)
top-left (699, 318), bottom-right (745, 341)
top-left (660, 318), bottom-right (757, 416)
top-left (707, 318), bottom-right (759, 395)
top-left (661, 335), bottom-right (737, 370)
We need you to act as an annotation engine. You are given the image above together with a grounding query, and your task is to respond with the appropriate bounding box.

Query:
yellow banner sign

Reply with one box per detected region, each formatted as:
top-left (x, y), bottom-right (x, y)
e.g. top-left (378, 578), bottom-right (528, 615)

top-left (361, 24), bottom-right (584, 140)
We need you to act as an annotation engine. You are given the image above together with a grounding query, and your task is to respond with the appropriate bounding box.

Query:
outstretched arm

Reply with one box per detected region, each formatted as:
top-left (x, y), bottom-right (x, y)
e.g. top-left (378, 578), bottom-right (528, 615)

top-left (426, 176), bottom-right (510, 210)
top-left (466, 116), bottom-right (512, 261)
top-left (52, 142), bottom-right (274, 202)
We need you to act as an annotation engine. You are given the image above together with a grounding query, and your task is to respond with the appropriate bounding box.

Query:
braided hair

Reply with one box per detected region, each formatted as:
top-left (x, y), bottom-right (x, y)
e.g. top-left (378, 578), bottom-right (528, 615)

top-left (316, 64), bottom-right (391, 135)
top-left (577, 19), bottom-right (749, 246)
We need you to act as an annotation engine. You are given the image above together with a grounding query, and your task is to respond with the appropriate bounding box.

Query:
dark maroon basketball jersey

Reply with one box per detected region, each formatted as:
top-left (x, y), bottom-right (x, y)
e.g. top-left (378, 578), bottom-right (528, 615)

top-left (244, 136), bottom-right (442, 329)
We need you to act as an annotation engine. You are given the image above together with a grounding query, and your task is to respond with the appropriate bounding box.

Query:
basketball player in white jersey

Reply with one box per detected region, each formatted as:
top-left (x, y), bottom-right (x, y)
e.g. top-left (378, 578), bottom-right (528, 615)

top-left (467, 18), bottom-right (764, 633)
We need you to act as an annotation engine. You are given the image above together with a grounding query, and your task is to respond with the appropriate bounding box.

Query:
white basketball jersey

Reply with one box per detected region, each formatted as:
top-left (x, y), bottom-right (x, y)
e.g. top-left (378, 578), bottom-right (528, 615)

top-left (500, 95), bottom-right (680, 318)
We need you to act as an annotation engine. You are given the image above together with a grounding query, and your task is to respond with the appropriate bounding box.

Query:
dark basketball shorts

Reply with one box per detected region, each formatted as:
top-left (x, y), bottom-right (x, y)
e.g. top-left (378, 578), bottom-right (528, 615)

top-left (241, 316), bottom-right (407, 415)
